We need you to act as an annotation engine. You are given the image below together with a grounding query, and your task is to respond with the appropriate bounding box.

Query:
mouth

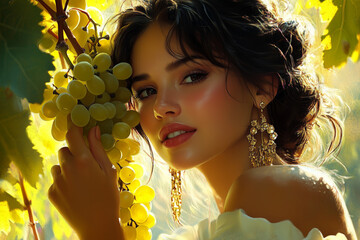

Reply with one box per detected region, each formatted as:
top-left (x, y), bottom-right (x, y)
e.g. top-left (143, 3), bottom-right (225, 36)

top-left (159, 123), bottom-right (197, 143)
top-left (163, 129), bottom-right (197, 142)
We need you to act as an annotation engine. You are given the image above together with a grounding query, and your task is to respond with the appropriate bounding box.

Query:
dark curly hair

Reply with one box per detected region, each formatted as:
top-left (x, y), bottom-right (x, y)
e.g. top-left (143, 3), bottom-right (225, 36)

top-left (110, 0), bottom-right (344, 166)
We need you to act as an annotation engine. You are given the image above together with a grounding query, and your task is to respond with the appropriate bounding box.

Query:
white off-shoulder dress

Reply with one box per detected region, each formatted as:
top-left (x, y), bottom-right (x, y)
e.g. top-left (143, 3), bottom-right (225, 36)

top-left (157, 208), bottom-right (347, 240)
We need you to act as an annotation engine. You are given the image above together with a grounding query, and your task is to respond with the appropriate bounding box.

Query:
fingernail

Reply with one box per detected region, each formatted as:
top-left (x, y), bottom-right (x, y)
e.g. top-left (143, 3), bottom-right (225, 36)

top-left (95, 126), bottom-right (101, 140)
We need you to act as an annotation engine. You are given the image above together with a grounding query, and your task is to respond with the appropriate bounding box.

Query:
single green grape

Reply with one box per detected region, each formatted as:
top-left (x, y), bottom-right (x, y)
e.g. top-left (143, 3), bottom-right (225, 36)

top-left (129, 162), bottom-right (144, 179)
top-left (38, 33), bottom-right (56, 53)
top-left (115, 140), bottom-right (130, 159)
top-left (121, 110), bottom-right (140, 128)
top-left (92, 52), bottom-right (111, 73)
top-left (77, 7), bottom-right (88, 27)
top-left (51, 121), bottom-right (66, 141)
top-left (87, 75), bottom-right (105, 95)
top-left (56, 92), bottom-right (77, 113)
top-left (89, 103), bottom-right (108, 121)
top-left (73, 61), bottom-right (94, 81)
top-left (41, 100), bottom-right (59, 119)
top-left (127, 179), bottom-right (140, 192)
top-left (106, 147), bottom-right (122, 164)
top-left (100, 71), bottom-right (119, 93)
top-left (122, 225), bottom-right (136, 240)
top-left (71, 25), bottom-right (88, 48)
top-left (54, 111), bottom-right (69, 132)
top-left (119, 191), bottom-right (134, 208)
top-left (104, 102), bottom-right (116, 119)
top-left (113, 62), bottom-right (132, 80)
top-left (97, 38), bottom-right (112, 55)
top-left (134, 185), bottom-right (155, 203)
top-left (141, 212), bottom-right (156, 229)
top-left (100, 133), bottom-right (115, 151)
top-left (112, 122), bottom-right (131, 139)
top-left (136, 225), bottom-right (152, 240)
top-left (65, 8), bottom-right (80, 30)
top-left (86, 7), bottom-right (103, 25)
top-left (125, 138), bottom-right (141, 155)
top-left (119, 208), bottom-right (131, 225)
top-left (76, 53), bottom-right (92, 64)
top-left (71, 104), bottom-right (90, 127)
top-left (53, 70), bottom-right (68, 88)
top-left (120, 166), bottom-right (136, 183)
top-left (130, 203), bottom-right (149, 223)
top-left (67, 80), bottom-right (87, 99)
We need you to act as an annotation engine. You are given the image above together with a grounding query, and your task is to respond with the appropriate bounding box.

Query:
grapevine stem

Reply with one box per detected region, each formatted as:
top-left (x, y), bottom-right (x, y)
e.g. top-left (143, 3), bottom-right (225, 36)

top-left (18, 170), bottom-right (39, 240)
top-left (59, 52), bottom-right (66, 69)
top-left (55, 0), bottom-right (65, 42)
top-left (47, 28), bottom-right (58, 40)
top-left (36, 0), bottom-right (83, 56)
top-left (63, 0), bottom-right (70, 12)
top-left (55, 0), bottom-right (84, 56)
top-left (63, 23), bottom-right (84, 55)
top-left (58, 44), bottom-right (74, 69)
top-left (35, 0), bottom-right (56, 19)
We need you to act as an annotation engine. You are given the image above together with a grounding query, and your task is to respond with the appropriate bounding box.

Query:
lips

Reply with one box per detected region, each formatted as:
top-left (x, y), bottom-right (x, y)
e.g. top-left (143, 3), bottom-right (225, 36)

top-left (159, 123), bottom-right (197, 142)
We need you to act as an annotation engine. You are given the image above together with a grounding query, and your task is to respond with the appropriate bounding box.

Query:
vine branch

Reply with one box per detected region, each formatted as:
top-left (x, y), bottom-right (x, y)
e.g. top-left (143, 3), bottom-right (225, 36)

top-left (35, 0), bottom-right (56, 19)
top-left (18, 170), bottom-right (39, 240)
top-left (35, 0), bottom-right (84, 58)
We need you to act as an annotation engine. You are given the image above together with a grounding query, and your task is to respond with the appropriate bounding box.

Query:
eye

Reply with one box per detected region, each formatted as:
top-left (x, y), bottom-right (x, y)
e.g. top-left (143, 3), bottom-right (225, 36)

top-left (182, 71), bottom-right (208, 84)
top-left (134, 87), bottom-right (157, 100)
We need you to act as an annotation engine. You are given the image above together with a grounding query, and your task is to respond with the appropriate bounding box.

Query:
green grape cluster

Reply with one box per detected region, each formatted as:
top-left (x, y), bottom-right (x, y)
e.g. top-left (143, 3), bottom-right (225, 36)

top-left (117, 147), bottom-right (156, 240)
top-left (30, 51), bottom-right (156, 239)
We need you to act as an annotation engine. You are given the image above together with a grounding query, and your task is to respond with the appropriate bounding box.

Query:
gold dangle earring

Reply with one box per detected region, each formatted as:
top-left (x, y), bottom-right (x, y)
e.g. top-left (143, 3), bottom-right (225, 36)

top-left (247, 101), bottom-right (278, 168)
top-left (169, 167), bottom-right (182, 223)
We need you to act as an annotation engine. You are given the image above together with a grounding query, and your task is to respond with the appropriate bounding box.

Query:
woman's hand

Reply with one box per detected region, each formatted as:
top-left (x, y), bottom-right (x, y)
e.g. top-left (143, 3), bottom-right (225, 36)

top-left (48, 124), bottom-right (123, 240)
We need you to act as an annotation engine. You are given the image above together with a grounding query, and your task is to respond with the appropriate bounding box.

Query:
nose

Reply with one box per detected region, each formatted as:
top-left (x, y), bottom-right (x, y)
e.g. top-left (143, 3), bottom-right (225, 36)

top-left (153, 91), bottom-right (181, 120)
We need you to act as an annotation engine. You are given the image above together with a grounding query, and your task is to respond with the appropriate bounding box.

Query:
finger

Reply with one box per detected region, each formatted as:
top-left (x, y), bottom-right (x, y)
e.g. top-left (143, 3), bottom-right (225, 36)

top-left (88, 126), bottom-right (113, 174)
top-left (58, 147), bottom-right (72, 165)
top-left (51, 165), bottom-right (61, 180)
top-left (58, 147), bottom-right (75, 177)
top-left (66, 124), bottom-right (91, 158)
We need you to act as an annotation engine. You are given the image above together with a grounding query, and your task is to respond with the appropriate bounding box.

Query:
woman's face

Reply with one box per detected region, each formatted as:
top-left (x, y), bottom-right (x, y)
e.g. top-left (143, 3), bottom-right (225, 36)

top-left (130, 23), bottom-right (255, 170)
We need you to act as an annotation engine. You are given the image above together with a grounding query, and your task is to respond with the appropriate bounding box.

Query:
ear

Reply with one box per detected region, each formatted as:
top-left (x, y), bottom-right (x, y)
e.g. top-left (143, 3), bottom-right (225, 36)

top-left (252, 74), bottom-right (279, 108)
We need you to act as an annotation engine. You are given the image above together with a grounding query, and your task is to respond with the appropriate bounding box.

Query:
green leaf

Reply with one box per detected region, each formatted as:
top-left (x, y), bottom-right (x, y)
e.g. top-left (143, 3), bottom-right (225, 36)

top-left (0, 0), bottom-right (55, 104)
top-left (0, 88), bottom-right (43, 188)
top-left (0, 155), bottom-right (11, 181)
top-left (322, 0), bottom-right (360, 68)
top-left (0, 191), bottom-right (23, 211)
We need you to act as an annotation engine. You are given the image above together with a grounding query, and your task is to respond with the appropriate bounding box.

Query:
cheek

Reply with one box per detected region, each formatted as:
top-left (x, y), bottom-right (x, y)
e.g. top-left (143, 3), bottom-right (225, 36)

top-left (138, 102), bottom-right (156, 136)
top-left (182, 81), bottom-right (239, 124)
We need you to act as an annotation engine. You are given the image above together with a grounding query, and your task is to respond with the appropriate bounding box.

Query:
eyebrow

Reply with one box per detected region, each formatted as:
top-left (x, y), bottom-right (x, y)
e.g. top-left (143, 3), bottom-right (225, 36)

top-left (131, 56), bottom-right (205, 84)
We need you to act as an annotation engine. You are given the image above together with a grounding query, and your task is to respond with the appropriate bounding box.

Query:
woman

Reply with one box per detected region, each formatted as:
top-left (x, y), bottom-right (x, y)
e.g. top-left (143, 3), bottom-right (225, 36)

top-left (48, 0), bottom-right (358, 239)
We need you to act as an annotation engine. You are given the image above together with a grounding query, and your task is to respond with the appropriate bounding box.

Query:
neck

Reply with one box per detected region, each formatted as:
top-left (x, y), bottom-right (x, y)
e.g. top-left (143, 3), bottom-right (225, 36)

top-left (196, 136), bottom-right (251, 213)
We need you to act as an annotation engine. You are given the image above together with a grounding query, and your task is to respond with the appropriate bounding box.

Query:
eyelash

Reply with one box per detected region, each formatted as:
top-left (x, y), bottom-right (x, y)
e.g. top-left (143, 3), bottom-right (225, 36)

top-left (134, 71), bottom-right (208, 100)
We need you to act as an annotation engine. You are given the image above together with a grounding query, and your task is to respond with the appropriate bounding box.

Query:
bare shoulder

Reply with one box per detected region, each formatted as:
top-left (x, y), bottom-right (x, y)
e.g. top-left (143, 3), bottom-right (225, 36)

top-left (224, 164), bottom-right (357, 239)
